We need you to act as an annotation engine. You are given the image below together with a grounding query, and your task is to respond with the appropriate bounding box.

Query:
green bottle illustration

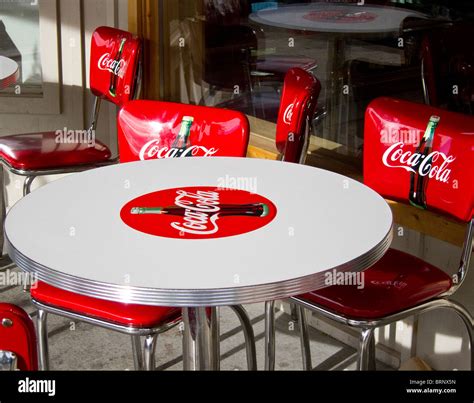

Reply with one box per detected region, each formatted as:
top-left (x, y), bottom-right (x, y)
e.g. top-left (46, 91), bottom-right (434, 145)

top-left (409, 115), bottom-right (440, 209)
top-left (109, 38), bottom-right (126, 97)
top-left (171, 116), bottom-right (194, 156)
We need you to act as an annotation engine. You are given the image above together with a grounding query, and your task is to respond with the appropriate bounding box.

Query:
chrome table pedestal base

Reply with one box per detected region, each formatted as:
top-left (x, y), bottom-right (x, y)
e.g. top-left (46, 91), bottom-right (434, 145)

top-left (182, 307), bottom-right (219, 370)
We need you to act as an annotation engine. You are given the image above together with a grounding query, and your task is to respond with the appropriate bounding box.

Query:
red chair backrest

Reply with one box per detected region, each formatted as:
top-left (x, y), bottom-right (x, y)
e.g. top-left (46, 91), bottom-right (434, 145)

top-left (0, 303), bottom-right (37, 370)
top-left (90, 26), bottom-right (141, 107)
top-left (364, 97), bottom-right (474, 222)
top-left (118, 100), bottom-right (250, 162)
top-left (276, 68), bottom-right (321, 163)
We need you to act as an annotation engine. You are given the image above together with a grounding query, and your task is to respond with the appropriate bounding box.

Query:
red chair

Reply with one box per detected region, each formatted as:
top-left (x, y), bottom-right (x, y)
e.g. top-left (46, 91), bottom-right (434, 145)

top-left (0, 26), bottom-right (141, 264)
top-left (262, 67), bottom-right (321, 369)
top-left (266, 97), bottom-right (474, 370)
top-left (117, 101), bottom-right (249, 162)
top-left (0, 303), bottom-right (37, 370)
top-left (274, 68), bottom-right (321, 163)
top-left (30, 103), bottom-right (256, 371)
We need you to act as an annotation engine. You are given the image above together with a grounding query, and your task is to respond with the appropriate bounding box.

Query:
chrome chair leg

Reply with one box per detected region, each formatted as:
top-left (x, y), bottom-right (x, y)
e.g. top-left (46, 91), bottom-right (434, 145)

top-left (357, 327), bottom-right (375, 371)
top-left (36, 309), bottom-right (49, 370)
top-left (143, 334), bottom-right (157, 371)
top-left (230, 305), bottom-right (257, 370)
top-left (23, 176), bottom-right (35, 197)
top-left (297, 306), bottom-right (312, 370)
top-left (445, 300), bottom-right (474, 368)
top-left (290, 302), bottom-right (298, 322)
top-left (131, 334), bottom-right (143, 370)
top-left (264, 300), bottom-right (276, 371)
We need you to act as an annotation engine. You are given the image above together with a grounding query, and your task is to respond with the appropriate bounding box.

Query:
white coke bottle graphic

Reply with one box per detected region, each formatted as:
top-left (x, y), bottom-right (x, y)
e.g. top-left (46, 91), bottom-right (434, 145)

top-left (130, 189), bottom-right (270, 236)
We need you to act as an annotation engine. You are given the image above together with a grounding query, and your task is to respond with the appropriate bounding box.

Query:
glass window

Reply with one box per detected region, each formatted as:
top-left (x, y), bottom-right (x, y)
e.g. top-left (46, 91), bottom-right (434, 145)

top-left (0, 0), bottom-right (43, 95)
top-left (160, 0), bottom-right (474, 166)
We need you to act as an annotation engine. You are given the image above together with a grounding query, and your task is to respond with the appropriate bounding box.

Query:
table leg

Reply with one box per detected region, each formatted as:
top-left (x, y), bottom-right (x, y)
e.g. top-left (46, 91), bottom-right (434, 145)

top-left (182, 307), bottom-right (219, 370)
top-left (325, 35), bottom-right (347, 146)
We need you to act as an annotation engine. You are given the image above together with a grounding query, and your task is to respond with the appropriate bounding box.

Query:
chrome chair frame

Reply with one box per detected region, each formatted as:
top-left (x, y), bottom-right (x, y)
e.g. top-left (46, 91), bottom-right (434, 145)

top-left (0, 350), bottom-right (17, 371)
top-left (265, 219), bottom-right (474, 371)
top-left (33, 298), bottom-right (257, 371)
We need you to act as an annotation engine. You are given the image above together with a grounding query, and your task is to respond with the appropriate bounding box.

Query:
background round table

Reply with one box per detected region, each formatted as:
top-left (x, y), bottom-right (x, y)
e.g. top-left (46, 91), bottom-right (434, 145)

top-left (249, 3), bottom-right (425, 34)
top-left (249, 3), bottom-right (426, 147)
top-left (0, 56), bottom-right (19, 90)
top-left (6, 157), bottom-right (393, 369)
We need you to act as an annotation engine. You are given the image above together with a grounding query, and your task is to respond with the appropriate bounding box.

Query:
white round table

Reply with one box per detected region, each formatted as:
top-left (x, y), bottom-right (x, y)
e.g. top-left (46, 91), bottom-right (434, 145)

top-left (249, 3), bottom-right (425, 34)
top-left (5, 157), bottom-right (393, 369)
top-left (0, 56), bottom-right (19, 90)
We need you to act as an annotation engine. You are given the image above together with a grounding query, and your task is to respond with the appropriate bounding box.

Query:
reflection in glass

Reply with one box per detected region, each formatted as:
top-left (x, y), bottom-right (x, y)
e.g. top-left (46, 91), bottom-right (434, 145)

top-left (0, 0), bottom-right (42, 95)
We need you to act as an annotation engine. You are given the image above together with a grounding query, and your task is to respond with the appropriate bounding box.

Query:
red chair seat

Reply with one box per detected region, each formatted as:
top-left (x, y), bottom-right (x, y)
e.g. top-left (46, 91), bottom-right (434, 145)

top-left (299, 248), bottom-right (452, 320)
top-left (0, 132), bottom-right (112, 171)
top-left (256, 56), bottom-right (317, 79)
top-left (31, 282), bottom-right (181, 328)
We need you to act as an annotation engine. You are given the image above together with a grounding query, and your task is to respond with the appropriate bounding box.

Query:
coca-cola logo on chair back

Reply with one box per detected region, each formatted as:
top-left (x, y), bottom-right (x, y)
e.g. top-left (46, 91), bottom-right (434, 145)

top-left (364, 97), bottom-right (474, 222)
top-left (90, 26), bottom-right (141, 107)
top-left (276, 67), bottom-right (321, 163)
top-left (117, 100), bottom-right (250, 162)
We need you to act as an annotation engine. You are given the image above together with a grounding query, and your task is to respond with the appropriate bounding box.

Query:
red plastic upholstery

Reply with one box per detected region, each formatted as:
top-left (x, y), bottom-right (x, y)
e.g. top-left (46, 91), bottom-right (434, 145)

top-left (300, 248), bottom-right (452, 319)
top-left (0, 132), bottom-right (111, 171)
top-left (364, 97), bottom-right (474, 222)
top-left (90, 26), bottom-right (141, 107)
top-left (31, 282), bottom-right (180, 328)
top-left (0, 303), bottom-right (37, 370)
top-left (118, 100), bottom-right (250, 162)
top-left (276, 68), bottom-right (321, 162)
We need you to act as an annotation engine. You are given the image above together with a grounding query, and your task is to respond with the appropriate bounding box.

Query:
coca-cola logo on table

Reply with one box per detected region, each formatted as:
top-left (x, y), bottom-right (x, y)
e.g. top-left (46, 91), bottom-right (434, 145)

top-left (120, 186), bottom-right (277, 239)
top-left (382, 142), bottom-right (456, 183)
top-left (303, 10), bottom-right (377, 23)
top-left (98, 53), bottom-right (126, 78)
top-left (139, 140), bottom-right (219, 160)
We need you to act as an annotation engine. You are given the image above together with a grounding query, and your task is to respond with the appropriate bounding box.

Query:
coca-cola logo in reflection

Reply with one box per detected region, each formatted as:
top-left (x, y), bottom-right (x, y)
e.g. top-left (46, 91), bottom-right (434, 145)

top-left (303, 10), bottom-right (377, 23)
top-left (283, 103), bottom-right (294, 125)
top-left (120, 186), bottom-right (277, 239)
